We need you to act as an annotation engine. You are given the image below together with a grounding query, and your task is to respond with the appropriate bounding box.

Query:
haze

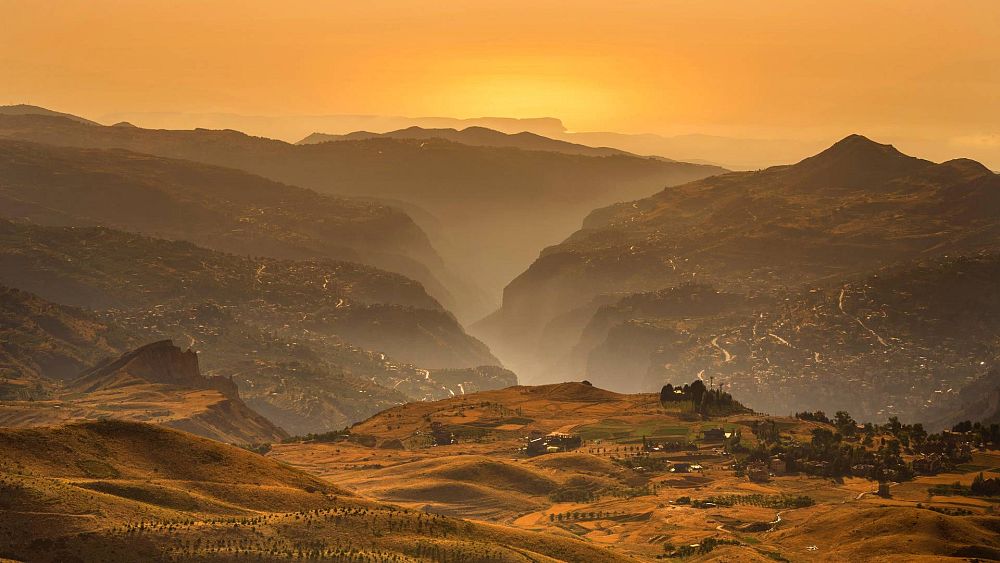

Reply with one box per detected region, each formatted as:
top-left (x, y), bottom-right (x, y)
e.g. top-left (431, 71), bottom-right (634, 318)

top-left (3, 0), bottom-right (998, 168)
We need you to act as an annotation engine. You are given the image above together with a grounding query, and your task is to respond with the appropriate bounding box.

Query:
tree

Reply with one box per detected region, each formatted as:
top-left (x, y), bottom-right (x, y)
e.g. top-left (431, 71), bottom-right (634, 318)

top-left (689, 380), bottom-right (707, 406)
top-left (660, 384), bottom-right (674, 403)
top-left (834, 411), bottom-right (857, 437)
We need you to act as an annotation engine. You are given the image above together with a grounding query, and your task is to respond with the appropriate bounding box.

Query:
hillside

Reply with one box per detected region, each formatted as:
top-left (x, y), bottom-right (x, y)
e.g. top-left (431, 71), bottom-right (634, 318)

top-left (0, 111), bottom-right (724, 318)
top-left (0, 104), bottom-right (98, 125)
top-left (0, 279), bottom-right (511, 436)
top-left (0, 220), bottom-right (498, 368)
top-left (0, 341), bottom-right (287, 443)
top-left (0, 420), bottom-right (632, 562)
top-left (568, 254), bottom-right (1000, 422)
top-left (0, 285), bottom-right (133, 393)
top-left (0, 221), bottom-right (515, 434)
top-left (480, 135), bottom-right (1000, 393)
top-left (0, 138), bottom-right (460, 313)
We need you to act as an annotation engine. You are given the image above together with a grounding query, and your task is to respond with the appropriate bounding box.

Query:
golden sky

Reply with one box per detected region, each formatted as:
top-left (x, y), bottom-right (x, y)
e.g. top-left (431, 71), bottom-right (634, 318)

top-left (3, 0), bottom-right (999, 162)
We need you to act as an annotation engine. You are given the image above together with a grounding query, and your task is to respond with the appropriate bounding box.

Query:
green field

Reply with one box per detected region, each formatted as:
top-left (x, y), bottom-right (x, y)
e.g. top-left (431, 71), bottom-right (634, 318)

top-left (575, 419), bottom-right (692, 443)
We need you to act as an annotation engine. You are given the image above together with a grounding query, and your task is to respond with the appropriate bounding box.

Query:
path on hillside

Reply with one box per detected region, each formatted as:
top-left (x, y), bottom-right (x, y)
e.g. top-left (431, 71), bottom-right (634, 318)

top-left (768, 333), bottom-right (792, 347)
top-left (710, 336), bottom-right (734, 363)
top-left (838, 288), bottom-right (889, 347)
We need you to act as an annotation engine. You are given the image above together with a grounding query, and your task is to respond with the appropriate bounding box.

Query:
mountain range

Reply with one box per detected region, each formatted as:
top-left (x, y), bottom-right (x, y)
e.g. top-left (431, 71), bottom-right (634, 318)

top-left (298, 125), bottom-right (640, 159)
top-left (478, 135), bottom-right (1000, 420)
top-left (0, 109), bottom-right (725, 319)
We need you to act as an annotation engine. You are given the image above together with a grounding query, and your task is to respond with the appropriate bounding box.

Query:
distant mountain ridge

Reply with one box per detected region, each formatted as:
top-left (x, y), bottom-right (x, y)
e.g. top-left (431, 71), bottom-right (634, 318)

top-left (298, 125), bottom-right (654, 159)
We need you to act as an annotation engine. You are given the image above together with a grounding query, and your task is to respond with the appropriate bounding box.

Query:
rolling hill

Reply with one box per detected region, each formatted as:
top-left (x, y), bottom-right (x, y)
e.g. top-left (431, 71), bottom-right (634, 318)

top-left (0, 419), bottom-right (633, 562)
top-left (269, 381), bottom-right (1000, 561)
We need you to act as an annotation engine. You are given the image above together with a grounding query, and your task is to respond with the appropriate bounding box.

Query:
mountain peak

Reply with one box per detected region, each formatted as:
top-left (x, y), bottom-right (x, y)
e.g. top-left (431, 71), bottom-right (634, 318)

top-left (788, 134), bottom-right (931, 187)
top-left (817, 134), bottom-right (905, 160)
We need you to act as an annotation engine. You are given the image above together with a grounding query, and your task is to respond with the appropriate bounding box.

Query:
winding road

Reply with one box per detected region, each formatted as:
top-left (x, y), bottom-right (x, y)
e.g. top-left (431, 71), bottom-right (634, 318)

top-left (710, 336), bottom-right (734, 363)
top-left (838, 288), bottom-right (889, 347)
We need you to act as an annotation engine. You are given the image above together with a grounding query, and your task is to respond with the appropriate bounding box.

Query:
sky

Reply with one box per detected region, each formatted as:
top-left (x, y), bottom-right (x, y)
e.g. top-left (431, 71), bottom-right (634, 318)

top-left (2, 0), bottom-right (999, 166)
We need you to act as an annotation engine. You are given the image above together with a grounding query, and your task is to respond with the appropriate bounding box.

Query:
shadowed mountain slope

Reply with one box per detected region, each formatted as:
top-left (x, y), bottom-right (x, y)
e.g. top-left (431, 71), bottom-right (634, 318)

top-left (0, 281), bottom-right (509, 436)
top-left (0, 111), bottom-right (724, 318)
top-left (566, 253), bottom-right (1000, 422)
top-left (0, 138), bottom-right (459, 313)
top-left (479, 135), bottom-right (1000, 387)
top-left (0, 285), bottom-right (135, 399)
top-left (0, 220), bottom-right (498, 369)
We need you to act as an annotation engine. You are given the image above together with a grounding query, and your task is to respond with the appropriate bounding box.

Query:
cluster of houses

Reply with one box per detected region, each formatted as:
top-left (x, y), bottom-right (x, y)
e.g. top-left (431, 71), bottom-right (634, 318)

top-left (911, 453), bottom-right (946, 475)
top-left (744, 457), bottom-right (787, 482)
top-left (430, 422), bottom-right (456, 446)
top-left (524, 432), bottom-right (583, 456)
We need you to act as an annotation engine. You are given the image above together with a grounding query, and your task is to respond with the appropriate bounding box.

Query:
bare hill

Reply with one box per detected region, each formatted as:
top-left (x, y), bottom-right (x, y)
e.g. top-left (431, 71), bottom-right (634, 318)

top-left (0, 420), bottom-right (633, 562)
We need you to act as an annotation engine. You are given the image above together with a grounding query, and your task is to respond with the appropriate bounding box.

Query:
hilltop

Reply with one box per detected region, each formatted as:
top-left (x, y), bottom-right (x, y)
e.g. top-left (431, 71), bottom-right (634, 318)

top-left (0, 110), bottom-right (724, 318)
top-left (480, 135), bottom-right (1000, 402)
top-left (0, 104), bottom-right (98, 125)
top-left (0, 419), bottom-right (632, 562)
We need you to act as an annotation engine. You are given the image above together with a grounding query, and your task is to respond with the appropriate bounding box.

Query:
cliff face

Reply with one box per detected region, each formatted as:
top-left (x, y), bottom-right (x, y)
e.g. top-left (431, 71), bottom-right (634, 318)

top-left (67, 341), bottom-right (286, 443)
top-left (74, 340), bottom-right (202, 392)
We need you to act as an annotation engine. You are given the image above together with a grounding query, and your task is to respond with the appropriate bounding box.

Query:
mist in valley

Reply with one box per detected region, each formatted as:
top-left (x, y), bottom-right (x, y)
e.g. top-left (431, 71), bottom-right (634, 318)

top-left (2, 2), bottom-right (1000, 561)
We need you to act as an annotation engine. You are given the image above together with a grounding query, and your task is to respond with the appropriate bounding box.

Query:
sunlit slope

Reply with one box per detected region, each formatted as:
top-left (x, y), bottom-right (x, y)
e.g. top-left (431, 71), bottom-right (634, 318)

top-left (0, 420), bottom-right (634, 562)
